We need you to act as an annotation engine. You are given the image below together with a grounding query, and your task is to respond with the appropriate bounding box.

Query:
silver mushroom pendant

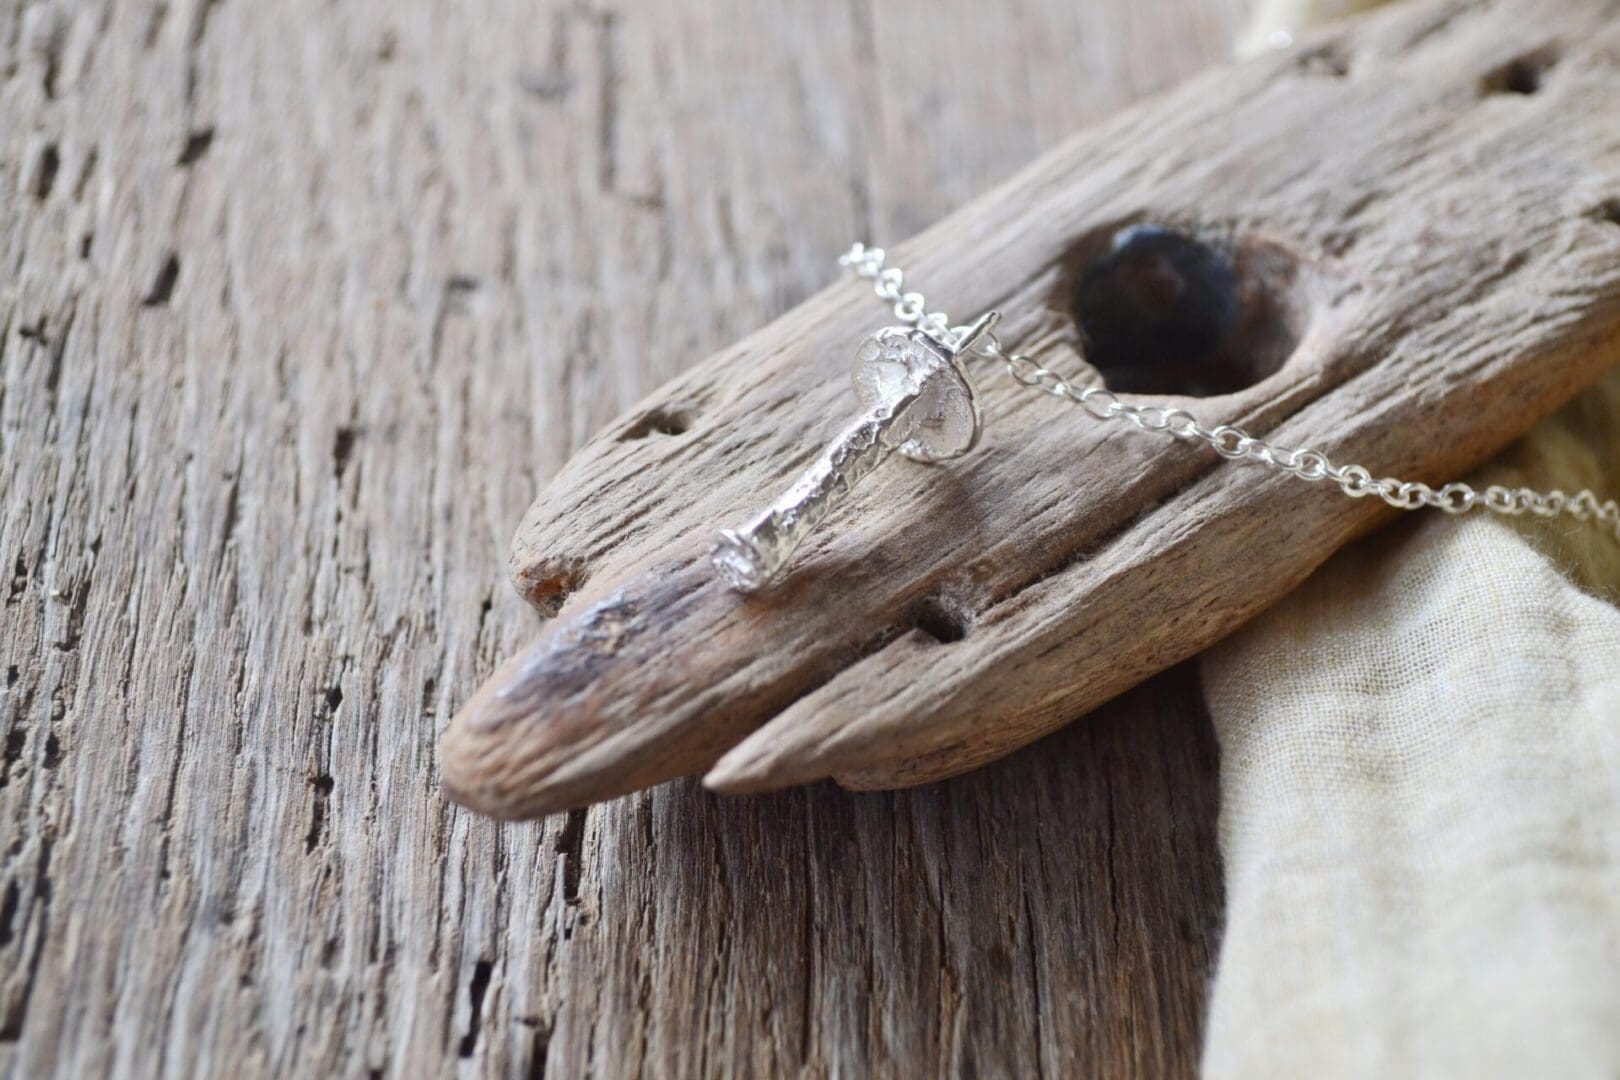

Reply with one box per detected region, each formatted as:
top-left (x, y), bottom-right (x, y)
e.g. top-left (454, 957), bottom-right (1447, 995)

top-left (711, 311), bottom-right (999, 592)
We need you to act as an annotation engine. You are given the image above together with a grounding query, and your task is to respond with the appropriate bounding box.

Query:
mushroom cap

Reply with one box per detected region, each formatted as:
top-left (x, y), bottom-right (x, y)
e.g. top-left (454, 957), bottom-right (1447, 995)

top-left (850, 328), bottom-right (980, 462)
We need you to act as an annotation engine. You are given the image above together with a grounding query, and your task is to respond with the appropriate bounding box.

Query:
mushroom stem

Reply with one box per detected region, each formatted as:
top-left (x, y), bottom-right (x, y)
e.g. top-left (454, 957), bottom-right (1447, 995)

top-left (711, 381), bottom-right (925, 592)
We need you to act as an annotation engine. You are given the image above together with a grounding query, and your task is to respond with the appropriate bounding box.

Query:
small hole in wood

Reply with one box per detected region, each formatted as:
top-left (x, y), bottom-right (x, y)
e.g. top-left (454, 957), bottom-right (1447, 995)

top-left (621, 407), bottom-right (693, 440)
top-left (142, 253), bottom-right (181, 307)
top-left (458, 959), bottom-right (494, 1058)
top-left (0, 880), bottom-right (20, 948)
top-left (1592, 198), bottom-right (1620, 228)
top-left (332, 425), bottom-right (359, 480)
top-left (1296, 45), bottom-right (1350, 77)
top-left (178, 127), bottom-right (214, 167)
top-left (910, 595), bottom-right (967, 644)
top-left (1483, 49), bottom-right (1559, 95)
top-left (522, 564), bottom-right (588, 618)
top-left (1067, 223), bottom-right (1311, 397)
top-left (29, 142), bottom-right (59, 200)
top-left (3, 728), bottom-right (25, 774)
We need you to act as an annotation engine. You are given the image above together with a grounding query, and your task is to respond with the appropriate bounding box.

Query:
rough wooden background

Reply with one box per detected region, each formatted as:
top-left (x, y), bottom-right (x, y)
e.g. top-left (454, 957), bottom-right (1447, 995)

top-left (0, 0), bottom-right (1242, 1074)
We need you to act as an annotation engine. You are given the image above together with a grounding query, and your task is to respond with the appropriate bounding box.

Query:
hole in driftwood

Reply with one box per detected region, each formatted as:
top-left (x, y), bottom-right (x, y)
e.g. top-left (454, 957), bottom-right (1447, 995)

top-left (0, 880), bottom-right (18, 947)
top-left (1066, 222), bottom-right (1311, 397)
top-left (458, 958), bottom-right (494, 1058)
top-left (332, 425), bottom-right (359, 480)
top-left (521, 563), bottom-right (588, 618)
top-left (1296, 45), bottom-right (1350, 77)
top-left (555, 807), bottom-right (588, 904)
top-left (29, 142), bottom-right (59, 200)
top-left (1483, 48), bottom-right (1558, 95)
top-left (909, 595), bottom-right (967, 644)
top-left (620, 406), bottom-right (693, 440)
top-left (1592, 198), bottom-right (1620, 228)
top-left (3, 726), bottom-right (25, 776)
top-left (143, 253), bottom-right (181, 307)
top-left (178, 127), bottom-right (214, 167)
top-left (304, 774), bottom-right (334, 854)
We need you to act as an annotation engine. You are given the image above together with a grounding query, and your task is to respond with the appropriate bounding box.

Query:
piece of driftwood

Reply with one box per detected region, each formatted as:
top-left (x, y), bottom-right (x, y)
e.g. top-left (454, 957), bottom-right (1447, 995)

top-left (444, 0), bottom-right (1620, 819)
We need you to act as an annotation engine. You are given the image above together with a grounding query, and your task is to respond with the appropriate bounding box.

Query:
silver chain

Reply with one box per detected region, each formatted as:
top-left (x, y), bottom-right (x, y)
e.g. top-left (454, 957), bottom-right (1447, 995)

top-left (839, 242), bottom-right (1620, 541)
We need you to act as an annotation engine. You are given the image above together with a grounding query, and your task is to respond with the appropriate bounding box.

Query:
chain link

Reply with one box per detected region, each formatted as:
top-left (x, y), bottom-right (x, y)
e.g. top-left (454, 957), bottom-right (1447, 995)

top-left (839, 242), bottom-right (1620, 542)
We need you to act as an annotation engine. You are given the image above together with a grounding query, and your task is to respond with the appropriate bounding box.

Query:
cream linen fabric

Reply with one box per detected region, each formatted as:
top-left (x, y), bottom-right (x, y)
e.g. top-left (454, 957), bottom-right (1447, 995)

top-left (1199, 368), bottom-right (1620, 1077)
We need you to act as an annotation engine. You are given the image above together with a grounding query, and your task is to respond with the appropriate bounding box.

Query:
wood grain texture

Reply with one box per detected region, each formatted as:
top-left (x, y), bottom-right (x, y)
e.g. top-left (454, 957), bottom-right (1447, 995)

top-left (0, 0), bottom-right (1242, 1074)
top-left (445, 0), bottom-right (1620, 819)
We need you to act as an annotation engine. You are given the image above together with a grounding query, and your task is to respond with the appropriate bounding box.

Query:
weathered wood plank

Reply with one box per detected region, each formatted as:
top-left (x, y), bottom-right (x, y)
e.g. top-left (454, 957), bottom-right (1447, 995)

top-left (0, 0), bottom-right (1239, 1074)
